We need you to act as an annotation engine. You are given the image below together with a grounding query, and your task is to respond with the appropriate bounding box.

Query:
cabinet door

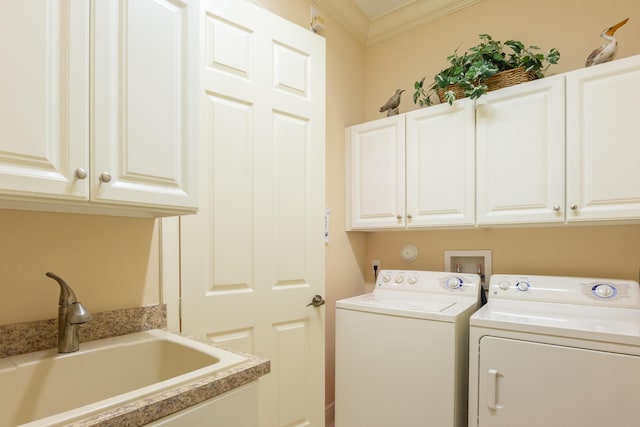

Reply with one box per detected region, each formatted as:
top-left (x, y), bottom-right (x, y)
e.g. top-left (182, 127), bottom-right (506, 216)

top-left (92, 0), bottom-right (198, 211)
top-left (476, 75), bottom-right (565, 225)
top-left (477, 336), bottom-right (640, 427)
top-left (406, 99), bottom-right (475, 227)
top-left (0, 1), bottom-right (89, 200)
top-left (345, 116), bottom-right (405, 230)
top-left (566, 55), bottom-right (640, 222)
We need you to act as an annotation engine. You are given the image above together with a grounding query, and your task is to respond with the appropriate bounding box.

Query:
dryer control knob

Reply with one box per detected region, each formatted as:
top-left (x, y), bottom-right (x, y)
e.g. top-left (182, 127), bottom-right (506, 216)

top-left (594, 284), bottom-right (615, 298)
top-left (445, 277), bottom-right (463, 289)
top-left (499, 280), bottom-right (511, 290)
top-left (516, 281), bottom-right (530, 292)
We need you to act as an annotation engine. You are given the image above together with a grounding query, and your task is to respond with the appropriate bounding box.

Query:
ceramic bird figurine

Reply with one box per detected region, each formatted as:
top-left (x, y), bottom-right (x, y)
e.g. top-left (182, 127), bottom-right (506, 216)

top-left (585, 18), bottom-right (629, 67)
top-left (379, 89), bottom-right (405, 116)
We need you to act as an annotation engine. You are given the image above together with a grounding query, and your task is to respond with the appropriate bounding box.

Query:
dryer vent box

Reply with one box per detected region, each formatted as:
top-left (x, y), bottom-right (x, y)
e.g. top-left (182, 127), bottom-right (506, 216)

top-left (444, 250), bottom-right (492, 290)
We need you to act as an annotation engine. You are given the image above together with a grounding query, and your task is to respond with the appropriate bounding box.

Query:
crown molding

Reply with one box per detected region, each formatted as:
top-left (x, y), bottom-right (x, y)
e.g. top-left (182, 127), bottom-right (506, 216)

top-left (313, 0), bottom-right (370, 45)
top-left (315, 0), bottom-right (482, 46)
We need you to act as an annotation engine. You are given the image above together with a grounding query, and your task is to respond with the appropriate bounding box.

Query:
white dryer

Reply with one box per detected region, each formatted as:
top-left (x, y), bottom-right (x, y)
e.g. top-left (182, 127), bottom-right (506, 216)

top-left (468, 274), bottom-right (640, 427)
top-left (335, 270), bottom-right (481, 427)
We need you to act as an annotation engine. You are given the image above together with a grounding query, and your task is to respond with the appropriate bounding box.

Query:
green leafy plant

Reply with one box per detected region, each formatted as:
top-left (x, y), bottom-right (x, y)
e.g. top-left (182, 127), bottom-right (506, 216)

top-left (413, 34), bottom-right (560, 106)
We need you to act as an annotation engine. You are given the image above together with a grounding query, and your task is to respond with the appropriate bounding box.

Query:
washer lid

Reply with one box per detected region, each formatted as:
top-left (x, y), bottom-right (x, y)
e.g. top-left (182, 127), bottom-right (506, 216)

top-left (336, 291), bottom-right (477, 320)
top-left (471, 299), bottom-right (640, 346)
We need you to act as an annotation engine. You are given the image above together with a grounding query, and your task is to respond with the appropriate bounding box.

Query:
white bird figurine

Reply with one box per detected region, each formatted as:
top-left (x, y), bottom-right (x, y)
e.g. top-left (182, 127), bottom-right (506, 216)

top-left (379, 89), bottom-right (405, 116)
top-left (585, 18), bottom-right (629, 67)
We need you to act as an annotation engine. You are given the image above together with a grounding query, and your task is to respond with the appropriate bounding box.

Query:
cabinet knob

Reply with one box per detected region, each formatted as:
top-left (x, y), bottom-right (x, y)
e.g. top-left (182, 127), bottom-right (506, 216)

top-left (74, 168), bottom-right (87, 180)
top-left (553, 205), bottom-right (560, 211)
top-left (100, 172), bottom-right (112, 183)
top-left (570, 204), bottom-right (578, 211)
top-left (407, 214), bottom-right (413, 222)
top-left (396, 215), bottom-right (403, 222)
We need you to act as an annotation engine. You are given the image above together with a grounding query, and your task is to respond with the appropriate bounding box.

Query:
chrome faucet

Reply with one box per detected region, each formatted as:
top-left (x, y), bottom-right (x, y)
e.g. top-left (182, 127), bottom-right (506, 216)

top-left (46, 272), bottom-right (92, 353)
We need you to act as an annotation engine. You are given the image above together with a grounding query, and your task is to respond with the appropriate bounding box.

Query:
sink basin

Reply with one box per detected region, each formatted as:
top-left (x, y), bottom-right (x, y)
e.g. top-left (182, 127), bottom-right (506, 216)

top-left (0, 329), bottom-right (248, 426)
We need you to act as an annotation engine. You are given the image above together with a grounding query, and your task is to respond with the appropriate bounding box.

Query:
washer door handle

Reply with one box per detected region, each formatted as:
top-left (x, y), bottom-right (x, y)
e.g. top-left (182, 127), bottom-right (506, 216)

top-left (487, 369), bottom-right (500, 411)
top-left (306, 295), bottom-right (325, 308)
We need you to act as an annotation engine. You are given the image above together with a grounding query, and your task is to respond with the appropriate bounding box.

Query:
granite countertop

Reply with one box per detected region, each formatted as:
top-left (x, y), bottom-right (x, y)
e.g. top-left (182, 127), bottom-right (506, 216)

top-left (0, 305), bottom-right (270, 426)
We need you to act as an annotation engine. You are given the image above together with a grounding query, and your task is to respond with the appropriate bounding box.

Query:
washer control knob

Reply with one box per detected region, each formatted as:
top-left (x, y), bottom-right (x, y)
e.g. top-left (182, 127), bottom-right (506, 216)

top-left (516, 281), bottom-right (530, 292)
top-left (594, 284), bottom-right (615, 298)
top-left (407, 276), bottom-right (417, 285)
top-left (395, 276), bottom-right (404, 284)
top-left (498, 280), bottom-right (511, 290)
top-left (382, 274), bottom-right (391, 283)
top-left (445, 276), bottom-right (463, 289)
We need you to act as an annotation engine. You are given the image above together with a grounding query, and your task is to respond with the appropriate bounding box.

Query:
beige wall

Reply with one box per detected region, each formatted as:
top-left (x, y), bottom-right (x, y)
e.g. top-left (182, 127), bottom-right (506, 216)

top-left (0, 210), bottom-right (159, 325)
top-left (365, 225), bottom-right (640, 284)
top-left (318, 11), bottom-right (368, 414)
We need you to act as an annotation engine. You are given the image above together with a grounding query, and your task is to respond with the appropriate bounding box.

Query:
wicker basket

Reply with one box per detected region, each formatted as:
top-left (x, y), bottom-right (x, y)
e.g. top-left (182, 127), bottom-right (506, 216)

top-left (485, 66), bottom-right (538, 91)
top-left (437, 66), bottom-right (538, 103)
top-left (437, 85), bottom-right (466, 103)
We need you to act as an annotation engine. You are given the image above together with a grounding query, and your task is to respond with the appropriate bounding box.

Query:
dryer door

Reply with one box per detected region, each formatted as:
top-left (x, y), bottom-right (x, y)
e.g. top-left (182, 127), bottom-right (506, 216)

top-left (477, 336), bottom-right (640, 427)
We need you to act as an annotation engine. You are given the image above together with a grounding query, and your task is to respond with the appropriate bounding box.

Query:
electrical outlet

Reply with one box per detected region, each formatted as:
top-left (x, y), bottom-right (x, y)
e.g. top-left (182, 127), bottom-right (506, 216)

top-left (372, 260), bottom-right (381, 272)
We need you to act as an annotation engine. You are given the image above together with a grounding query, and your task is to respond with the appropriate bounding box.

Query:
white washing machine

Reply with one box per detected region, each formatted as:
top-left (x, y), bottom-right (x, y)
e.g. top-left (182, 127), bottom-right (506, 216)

top-left (468, 274), bottom-right (640, 427)
top-left (335, 269), bottom-right (481, 427)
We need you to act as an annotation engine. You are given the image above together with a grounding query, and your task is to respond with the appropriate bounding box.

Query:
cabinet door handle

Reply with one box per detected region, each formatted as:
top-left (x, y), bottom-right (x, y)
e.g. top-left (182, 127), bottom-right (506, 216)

top-left (553, 205), bottom-right (560, 212)
top-left (396, 215), bottom-right (402, 222)
top-left (487, 369), bottom-right (500, 410)
top-left (570, 204), bottom-right (578, 211)
top-left (75, 168), bottom-right (87, 180)
top-left (406, 214), bottom-right (413, 222)
top-left (99, 172), bottom-right (112, 183)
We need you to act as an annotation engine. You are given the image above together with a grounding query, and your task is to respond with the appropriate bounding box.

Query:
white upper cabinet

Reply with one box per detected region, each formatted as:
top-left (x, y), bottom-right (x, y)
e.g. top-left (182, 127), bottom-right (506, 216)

top-left (0, 1), bottom-right (90, 201)
top-left (346, 99), bottom-right (475, 230)
top-left (406, 99), bottom-right (475, 227)
top-left (92, 0), bottom-right (198, 211)
top-left (346, 55), bottom-right (640, 230)
top-left (346, 116), bottom-right (405, 230)
top-left (476, 75), bottom-right (565, 225)
top-left (566, 55), bottom-right (640, 222)
top-left (0, 0), bottom-right (198, 216)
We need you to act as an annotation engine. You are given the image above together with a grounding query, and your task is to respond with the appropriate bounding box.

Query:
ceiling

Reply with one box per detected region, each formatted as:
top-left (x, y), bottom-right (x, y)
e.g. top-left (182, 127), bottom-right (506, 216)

top-left (315, 0), bottom-right (482, 46)
top-left (354, 0), bottom-right (416, 19)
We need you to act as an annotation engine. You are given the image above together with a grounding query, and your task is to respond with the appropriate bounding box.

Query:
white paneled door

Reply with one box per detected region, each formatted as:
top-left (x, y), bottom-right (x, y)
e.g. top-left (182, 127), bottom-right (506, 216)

top-left (178, 1), bottom-right (326, 426)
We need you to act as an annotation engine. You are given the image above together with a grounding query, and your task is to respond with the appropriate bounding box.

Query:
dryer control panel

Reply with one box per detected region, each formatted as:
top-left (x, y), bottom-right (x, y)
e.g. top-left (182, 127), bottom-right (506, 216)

top-left (489, 274), bottom-right (640, 308)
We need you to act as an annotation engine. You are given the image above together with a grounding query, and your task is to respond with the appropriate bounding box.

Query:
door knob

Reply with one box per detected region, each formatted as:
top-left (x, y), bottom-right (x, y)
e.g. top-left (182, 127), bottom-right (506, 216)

top-left (306, 295), bottom-right (325, 308)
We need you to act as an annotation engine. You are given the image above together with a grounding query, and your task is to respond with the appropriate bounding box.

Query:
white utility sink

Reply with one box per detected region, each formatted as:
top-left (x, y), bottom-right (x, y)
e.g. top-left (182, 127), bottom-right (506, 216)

top-left (0, 329), bottom-right (248, 426)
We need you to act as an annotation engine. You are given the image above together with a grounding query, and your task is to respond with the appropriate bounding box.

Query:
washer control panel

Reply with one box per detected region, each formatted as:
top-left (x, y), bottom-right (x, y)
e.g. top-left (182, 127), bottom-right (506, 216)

top-left (489, 274), bottom-right (640, 308)
top-left (376, 270), bottom-right (480, 294)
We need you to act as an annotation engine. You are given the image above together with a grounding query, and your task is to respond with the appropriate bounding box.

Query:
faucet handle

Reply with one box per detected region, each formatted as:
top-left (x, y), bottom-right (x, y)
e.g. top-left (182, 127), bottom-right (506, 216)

top-left (68, 302), bottom-right (92, 324)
